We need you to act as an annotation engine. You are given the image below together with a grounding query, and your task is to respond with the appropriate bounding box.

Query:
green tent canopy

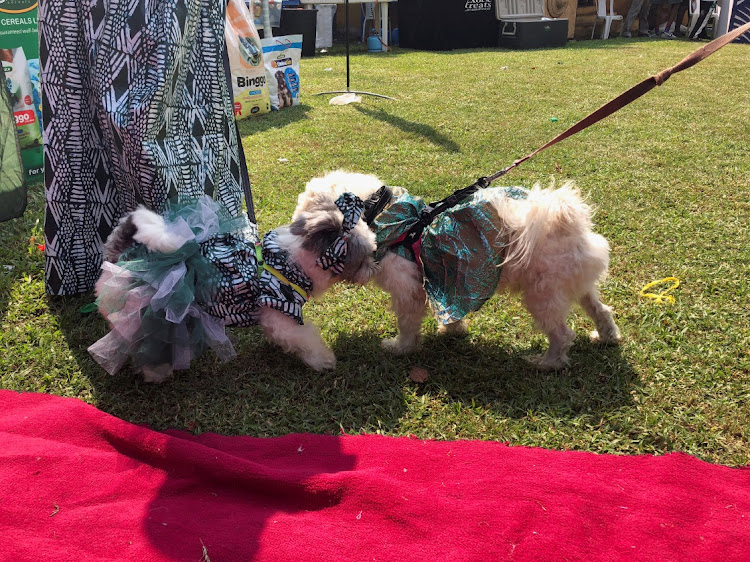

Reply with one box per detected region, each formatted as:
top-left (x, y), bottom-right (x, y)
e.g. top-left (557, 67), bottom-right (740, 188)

top-left (0, 65), bottom-right (26, 223)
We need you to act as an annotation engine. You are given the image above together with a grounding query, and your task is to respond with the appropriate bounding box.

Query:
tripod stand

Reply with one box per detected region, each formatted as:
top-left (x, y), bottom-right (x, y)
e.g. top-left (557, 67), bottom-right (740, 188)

top-left (315, 0), bottom-right (395, 101)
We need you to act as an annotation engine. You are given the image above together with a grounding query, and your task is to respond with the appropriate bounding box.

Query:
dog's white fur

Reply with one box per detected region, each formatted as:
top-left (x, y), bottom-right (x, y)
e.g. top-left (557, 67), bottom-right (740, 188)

top-left (129, 208), bottom-right (185, 254)
top-left (98, 198), bottom-right (377, 381)
top-left (295, 171), bottom-right (621, 370)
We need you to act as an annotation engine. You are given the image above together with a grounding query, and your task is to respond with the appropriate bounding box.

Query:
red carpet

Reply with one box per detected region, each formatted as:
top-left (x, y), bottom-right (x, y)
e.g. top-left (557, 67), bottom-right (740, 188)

top-left (1, 390), bottom-right (748, 561)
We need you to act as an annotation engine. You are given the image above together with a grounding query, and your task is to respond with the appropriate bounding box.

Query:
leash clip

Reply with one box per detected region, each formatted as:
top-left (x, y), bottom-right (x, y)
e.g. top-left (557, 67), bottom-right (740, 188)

top-left (417, 206), bottom-right (435, 227)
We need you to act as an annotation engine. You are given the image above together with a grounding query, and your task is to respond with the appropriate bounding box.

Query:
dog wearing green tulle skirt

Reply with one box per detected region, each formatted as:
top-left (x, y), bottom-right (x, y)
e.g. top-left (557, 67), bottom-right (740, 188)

top-left (89, 193), bottom-right (377, 382)
top-left (295, 171), bottom-right (621, 371)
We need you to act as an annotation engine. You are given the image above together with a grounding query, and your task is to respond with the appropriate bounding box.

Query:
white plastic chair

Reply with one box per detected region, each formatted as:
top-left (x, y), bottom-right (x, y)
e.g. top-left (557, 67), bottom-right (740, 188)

top-left (361, 2), bottom-right (375, 42)
top-left (591, 0), bottom-right (623, 39)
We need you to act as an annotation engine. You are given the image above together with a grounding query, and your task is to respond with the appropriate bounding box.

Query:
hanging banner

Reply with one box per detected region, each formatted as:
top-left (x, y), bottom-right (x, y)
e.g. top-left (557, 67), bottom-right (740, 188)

top-left (0, 0), bottom-right (43, 185)
top-left (729, 0), bottom-right (750, 42)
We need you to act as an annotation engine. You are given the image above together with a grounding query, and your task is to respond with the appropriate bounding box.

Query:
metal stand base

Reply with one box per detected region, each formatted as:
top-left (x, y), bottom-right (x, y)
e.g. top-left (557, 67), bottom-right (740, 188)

top-left (315, 90), bottom-right (395, 100)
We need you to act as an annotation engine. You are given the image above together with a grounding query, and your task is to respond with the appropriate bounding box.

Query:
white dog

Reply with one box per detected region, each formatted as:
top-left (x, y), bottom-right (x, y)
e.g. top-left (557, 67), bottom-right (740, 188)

top-left (295, 171), bottom-right (621, 370)
top-left (91, 193), bottom-right (377, 381)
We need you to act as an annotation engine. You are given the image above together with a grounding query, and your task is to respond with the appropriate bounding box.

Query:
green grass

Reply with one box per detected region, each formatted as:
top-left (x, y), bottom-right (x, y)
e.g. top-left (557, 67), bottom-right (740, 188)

top-left (1, 39), bottom-right (748, 466)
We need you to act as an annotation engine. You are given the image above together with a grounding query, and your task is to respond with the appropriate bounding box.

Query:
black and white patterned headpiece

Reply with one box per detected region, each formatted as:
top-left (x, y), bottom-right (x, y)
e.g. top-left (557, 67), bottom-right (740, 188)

top-left (316, 192), bottom-right (364, 275)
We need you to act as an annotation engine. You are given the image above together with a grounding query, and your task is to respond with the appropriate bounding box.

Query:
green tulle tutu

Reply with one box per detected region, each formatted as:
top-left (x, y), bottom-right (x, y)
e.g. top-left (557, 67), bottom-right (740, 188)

top-left (88, 196), bottom-right (259, 377)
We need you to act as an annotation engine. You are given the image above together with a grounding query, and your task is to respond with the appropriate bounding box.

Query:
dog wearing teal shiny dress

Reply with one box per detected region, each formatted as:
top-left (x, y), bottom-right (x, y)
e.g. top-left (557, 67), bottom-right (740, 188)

top-left (295, 171), bottom-right (621, 370)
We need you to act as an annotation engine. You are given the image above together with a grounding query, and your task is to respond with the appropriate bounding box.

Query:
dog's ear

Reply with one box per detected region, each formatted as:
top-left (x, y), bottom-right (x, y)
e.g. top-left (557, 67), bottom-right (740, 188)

top-left (337, 228), bottom-right (378, 282)
top-left (342, 230), bottom-right (372, 270)
top-left (290, 210), bottom-right (343, 257)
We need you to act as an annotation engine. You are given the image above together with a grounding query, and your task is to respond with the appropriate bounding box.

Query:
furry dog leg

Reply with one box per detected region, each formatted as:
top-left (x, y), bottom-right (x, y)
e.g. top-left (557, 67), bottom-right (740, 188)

top-left (374, 253), bottom-right (428, 354)
top-left (580, 291), bottom-right (621, 345)
top-left (257, 307), bottom-right (336, 371)
top-left (523, 291), bottom-right (576, 370)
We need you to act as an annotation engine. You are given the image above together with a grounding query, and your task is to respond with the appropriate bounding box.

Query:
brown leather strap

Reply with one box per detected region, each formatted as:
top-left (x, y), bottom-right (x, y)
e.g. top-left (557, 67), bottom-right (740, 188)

top-left (486, 21), bottom-right (750, 184)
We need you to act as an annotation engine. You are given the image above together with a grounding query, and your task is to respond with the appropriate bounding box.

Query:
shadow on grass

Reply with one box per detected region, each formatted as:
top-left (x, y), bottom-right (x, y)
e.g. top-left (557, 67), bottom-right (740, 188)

top-left (237, 103), bottom-right (311, 136)
top-left (331, 327), bottom-right (638, 423)
top-left (352, 106), bottom-right (461, 153)
top-left (50, 297), bottom-right (410, 436)
top-left (51, 287), bottom-right (636, 436)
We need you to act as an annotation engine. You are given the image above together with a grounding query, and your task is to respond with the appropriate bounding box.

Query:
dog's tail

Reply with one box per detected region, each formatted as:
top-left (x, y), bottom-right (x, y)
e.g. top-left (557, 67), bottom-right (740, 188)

top-left (103, 207), bottom-right (186, 262)
top-left (496, 181), bottom-right (594, 268)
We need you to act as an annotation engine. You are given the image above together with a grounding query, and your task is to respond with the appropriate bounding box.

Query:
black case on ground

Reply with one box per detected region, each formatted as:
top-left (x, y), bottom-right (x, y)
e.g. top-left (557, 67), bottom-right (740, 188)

top-left (497, 17), bottom-right (568, 49)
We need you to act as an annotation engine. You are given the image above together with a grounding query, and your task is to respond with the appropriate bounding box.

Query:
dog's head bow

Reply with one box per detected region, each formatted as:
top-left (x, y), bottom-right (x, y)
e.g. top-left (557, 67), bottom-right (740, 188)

top-left (316, 192), bottom-right (364, 275)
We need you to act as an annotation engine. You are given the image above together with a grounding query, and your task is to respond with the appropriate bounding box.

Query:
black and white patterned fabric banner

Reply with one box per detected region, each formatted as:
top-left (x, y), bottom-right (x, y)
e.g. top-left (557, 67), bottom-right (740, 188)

top-left (316, 193), bottom-right (364, 275)
top-left (39, 0), bottom-right (254, 295)
top-left (730, 0), bottom-right (750, 43)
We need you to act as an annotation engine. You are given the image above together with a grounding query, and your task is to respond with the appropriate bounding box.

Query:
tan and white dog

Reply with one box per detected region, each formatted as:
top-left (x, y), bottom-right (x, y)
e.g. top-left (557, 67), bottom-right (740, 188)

top-left (295, 171), bottom-right (621, 370)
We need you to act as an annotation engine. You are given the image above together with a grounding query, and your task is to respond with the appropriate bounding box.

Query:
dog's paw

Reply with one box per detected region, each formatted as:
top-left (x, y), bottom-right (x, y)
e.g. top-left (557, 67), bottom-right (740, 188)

top-left (304, 348), bottom-right (337, 371)
top-left (589, 329), bottom-right (622, 346)
top-left (527, 354), bottom-right (568, 372)
top-left (381, 337), bottom-right (418, 355)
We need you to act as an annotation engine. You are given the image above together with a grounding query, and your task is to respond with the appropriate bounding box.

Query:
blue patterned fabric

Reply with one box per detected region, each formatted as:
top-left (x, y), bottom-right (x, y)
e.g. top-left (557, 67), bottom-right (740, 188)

top-left (730, 0), bottom-right (750, 43)
top-left (40, 0), bottom-right (253, 295)
top-left (373, 186), bottom-right (528, 325)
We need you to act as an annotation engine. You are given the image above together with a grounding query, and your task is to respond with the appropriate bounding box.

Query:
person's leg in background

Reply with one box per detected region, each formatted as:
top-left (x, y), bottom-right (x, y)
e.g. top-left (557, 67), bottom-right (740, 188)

top-left (673, 0), bottom-right (689, 36)
top-left (648, 0), bottom-right (663, 33)
top-left (637, 0), bottom-right (654, 35)
top-left (661, 0), bottom-right (683, 36)
top-left (622, 0), bottom-right (647, 37)
top-left (651, 0), bottom-right (674, 35)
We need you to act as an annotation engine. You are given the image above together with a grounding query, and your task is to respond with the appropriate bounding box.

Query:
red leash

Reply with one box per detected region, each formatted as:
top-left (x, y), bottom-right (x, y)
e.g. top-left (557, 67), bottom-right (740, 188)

top-left (486, 21), bottom-right (750, 184)
top-left (387, 21), bottom-right (750, 258)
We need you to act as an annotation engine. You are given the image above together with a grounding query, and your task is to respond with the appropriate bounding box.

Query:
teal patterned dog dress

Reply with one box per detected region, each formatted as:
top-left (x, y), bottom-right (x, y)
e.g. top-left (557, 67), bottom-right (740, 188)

top-left (373, 186), bottom-right (528, 325)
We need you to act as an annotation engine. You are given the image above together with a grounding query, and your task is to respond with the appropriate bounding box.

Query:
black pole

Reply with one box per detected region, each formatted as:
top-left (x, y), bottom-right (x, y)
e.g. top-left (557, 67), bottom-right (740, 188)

top-left (315, 0), bottom-right (395, 100)
top-left (345, 0), bottom-right (350, 91)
